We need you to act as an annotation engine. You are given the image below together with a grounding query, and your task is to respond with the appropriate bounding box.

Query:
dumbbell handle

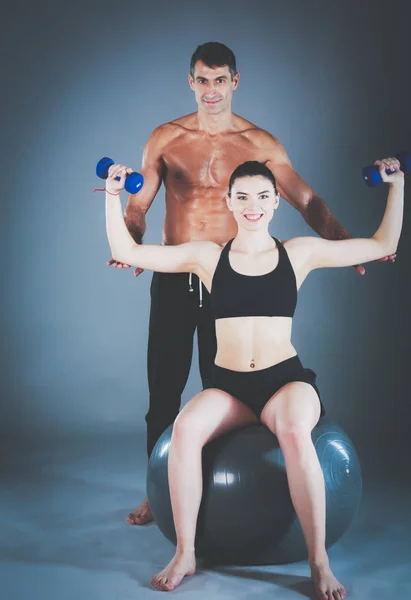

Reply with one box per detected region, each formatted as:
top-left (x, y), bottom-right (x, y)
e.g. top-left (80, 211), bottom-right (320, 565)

top-left (362, 151), bottom-right (410, 187)
top-left (96, 157), bottom-right (144, 195)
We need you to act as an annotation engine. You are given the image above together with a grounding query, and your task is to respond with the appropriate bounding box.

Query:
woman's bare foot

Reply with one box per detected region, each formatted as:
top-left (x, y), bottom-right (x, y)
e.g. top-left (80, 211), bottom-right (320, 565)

top-left (151, 551), bottom-right (196, 591)
top-left (126, 497), bottom-right (154, 525)
top-left (310, 560), bottom-right (346, 600)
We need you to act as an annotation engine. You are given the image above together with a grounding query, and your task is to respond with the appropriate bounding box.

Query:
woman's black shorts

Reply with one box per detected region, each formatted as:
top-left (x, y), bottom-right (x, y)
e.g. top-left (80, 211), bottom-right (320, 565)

top-left (211, 355), bottom-right (325, 418)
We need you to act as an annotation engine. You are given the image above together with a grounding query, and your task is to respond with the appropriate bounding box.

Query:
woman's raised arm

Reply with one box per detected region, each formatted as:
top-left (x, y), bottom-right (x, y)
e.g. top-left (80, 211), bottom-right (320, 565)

top-left (104, 164), bottom-right (216, 274)
top-left (296, 157), bottom-right (405, 271)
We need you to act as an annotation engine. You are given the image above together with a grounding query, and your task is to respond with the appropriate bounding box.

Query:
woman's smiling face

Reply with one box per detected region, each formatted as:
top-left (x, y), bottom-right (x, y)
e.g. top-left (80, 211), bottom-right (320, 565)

top-left (227, 175), bottom-right (279, 230)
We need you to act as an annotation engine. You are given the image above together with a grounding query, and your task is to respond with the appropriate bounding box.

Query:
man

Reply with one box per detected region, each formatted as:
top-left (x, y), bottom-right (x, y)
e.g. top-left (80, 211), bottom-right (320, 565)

top-left (107, 42), bottom-right (394, 525)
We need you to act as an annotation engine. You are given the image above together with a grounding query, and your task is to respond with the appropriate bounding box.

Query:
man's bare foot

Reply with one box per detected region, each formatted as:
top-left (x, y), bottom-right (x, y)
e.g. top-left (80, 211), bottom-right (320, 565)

top-left (151, 551), bottom-right (196, 591)
top-left (126, 497), bottom-right (154, 525)
top-left (310, 560), bottom-right (346, 600)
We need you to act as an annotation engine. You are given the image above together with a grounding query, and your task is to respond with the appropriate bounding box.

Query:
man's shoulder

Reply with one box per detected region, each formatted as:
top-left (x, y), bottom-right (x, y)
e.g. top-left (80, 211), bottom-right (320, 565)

top-left (148, 114), bottom-right (196, 146)
top-left (169, 112), bottom-right (197, 128)
top-left (233, 114), bottom-right (281, 147)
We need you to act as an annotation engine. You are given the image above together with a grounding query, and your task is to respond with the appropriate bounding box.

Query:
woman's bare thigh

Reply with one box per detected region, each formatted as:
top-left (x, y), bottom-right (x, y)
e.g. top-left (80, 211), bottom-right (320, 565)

top-left (175, 388), bottom-right (258, 446)
top-left (260, 381), bottom-right (322, 436)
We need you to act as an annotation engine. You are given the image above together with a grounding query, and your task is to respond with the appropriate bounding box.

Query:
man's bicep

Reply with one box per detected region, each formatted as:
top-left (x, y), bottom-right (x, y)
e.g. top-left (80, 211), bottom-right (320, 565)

top-left (264, 137), bottom-right (311, 209)
top-left (126, 128), bottom-right (166, 214)
top-left (271, 162), bottom-right (313, 212)
top-left (126, 162), bottom-right (163, 215)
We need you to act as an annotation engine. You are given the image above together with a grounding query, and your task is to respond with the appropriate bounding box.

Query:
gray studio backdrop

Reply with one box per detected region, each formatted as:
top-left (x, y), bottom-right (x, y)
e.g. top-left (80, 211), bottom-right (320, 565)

top-left (2, 0), bottom-right (410, 479)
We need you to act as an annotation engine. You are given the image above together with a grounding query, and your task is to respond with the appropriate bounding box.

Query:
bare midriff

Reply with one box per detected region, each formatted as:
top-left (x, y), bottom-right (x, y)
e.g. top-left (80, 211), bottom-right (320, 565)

top-left (214, 317), bottom-right (297, 372)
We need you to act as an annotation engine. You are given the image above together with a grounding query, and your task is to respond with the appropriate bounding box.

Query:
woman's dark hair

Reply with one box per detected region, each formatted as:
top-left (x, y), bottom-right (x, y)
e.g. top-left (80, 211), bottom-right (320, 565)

top-left (228, 161), bottom-right (278, 196)
top-left (190, 42), bottom-right (237, 79)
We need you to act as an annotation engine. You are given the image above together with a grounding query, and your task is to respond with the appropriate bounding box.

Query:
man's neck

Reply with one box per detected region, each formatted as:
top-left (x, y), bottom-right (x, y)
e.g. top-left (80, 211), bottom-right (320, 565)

top-left (196, 107), bottom-right (234, 135)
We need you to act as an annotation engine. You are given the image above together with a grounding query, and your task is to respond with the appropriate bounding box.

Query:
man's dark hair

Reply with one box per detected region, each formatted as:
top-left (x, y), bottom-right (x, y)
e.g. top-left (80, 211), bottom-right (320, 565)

top-left (190, 42), bottom-right (237, 79)
top-left (228, 161), bottom-right (278, 196)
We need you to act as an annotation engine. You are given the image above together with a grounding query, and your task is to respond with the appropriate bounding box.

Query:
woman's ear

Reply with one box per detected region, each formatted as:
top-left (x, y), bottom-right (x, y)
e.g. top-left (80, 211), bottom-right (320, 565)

top-left (274, 192), bottom-right (280, 210)
top-left (226, 194), bottom-right (233, 211)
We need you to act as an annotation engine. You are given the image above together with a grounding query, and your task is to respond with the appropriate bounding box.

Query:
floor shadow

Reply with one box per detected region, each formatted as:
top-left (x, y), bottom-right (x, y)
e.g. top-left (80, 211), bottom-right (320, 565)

top-left (211, 566), bottom-right (315, 598)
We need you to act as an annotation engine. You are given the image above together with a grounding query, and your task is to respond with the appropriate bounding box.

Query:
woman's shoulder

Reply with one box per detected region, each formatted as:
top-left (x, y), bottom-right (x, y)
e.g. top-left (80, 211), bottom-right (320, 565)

top-left (188, 240), bottom-right (226, 252)
top-left (188, 240), bottom-right (226, 270)
top-left (283, 236), bottom-right (318, 252)
top-left (281, 237), bottom-right (319, 272)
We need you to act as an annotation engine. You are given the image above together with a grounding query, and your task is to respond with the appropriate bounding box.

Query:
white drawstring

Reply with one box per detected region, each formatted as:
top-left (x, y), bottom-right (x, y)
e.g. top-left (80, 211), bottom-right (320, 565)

top-left (188, 273), bottom-right (202, 307)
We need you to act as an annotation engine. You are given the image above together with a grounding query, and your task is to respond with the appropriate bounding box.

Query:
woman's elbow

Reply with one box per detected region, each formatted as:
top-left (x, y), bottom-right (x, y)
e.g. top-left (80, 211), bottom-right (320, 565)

top-left (386, 244), bottom-right (398, 257)
top-left (372, 237), bottom-right (397, 258)
top-left (110, 246), bottom-right (132, 265)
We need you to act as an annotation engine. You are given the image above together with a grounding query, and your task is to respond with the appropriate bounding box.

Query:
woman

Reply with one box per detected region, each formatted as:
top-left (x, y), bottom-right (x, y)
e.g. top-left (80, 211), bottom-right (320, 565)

top-left (103, 158), bottom-right (404, 600)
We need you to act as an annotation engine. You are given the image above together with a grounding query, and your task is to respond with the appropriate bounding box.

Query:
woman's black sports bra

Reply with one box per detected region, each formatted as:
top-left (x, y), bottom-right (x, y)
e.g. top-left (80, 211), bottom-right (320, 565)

top-left (210, 237), bottom-right (297, 320)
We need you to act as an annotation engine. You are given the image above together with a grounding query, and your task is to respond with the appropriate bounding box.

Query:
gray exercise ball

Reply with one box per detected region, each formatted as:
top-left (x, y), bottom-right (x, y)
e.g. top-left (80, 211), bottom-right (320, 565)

top-left (146, 417), bottom-right (362, 565)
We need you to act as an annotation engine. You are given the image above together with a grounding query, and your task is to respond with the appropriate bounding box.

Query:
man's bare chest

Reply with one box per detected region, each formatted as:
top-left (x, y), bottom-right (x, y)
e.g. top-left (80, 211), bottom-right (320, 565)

top-left (162, 135), bottom-right (263, 187)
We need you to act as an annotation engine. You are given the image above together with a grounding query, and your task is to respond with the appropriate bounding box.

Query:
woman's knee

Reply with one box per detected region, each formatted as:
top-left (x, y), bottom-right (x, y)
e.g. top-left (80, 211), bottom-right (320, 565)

top-left (171, 389), bottom-right (220, 445)
top-left (275, 421), bottom-right (312, 451)
top-left (172, 410), bottom-right (203, 445)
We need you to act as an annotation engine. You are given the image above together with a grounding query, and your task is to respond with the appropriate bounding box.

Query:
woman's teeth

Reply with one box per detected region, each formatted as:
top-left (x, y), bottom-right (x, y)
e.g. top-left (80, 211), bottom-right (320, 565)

top-left (244, 214), bottom-right (263, 221)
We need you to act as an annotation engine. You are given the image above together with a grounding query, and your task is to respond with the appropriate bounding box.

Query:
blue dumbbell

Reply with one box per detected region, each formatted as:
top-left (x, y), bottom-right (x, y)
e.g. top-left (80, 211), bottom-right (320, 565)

top-left (96, 157), bottom-right (144, 194)
top-left (362, 151), bottom-right (410, 187)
